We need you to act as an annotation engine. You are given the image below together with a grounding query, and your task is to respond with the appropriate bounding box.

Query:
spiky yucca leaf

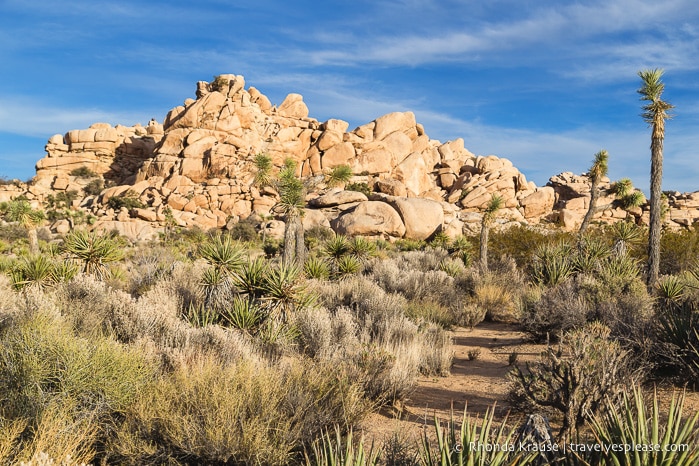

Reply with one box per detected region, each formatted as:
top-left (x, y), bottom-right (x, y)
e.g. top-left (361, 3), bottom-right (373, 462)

top-left (324, 235), bottom-right (350, 259)
top-left (220, 296), bottom-right (266, 333)
top-left (63, 230), bottom-right (124, 279)
top-left (590, 386), bottom-right (699, 466)
top-left (304, 256), bottom-right (331, 280)
top-left (305, 427), bottom-right (380, 466)
top-left (198, 234), bottom-right (246, 274)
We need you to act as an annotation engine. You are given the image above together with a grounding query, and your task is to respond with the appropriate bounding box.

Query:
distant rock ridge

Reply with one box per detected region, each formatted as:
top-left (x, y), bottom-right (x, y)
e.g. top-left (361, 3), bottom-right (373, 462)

top-left (2, 73), bottom-right (698, 240)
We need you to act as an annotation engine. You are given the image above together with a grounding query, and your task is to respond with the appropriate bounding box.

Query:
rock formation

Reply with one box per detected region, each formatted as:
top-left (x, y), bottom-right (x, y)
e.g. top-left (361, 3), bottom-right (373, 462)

top-left (5, 73), bottom-right (699, 241)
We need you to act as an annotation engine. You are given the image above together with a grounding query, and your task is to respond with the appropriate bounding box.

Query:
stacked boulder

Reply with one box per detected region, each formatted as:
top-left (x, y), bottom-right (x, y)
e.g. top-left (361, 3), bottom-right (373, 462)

top-left (20, 74), bottom-right (699, 240)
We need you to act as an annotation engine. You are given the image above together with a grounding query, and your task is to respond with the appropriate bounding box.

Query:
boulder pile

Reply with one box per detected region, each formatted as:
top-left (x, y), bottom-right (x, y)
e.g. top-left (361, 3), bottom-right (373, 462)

top-left (6, 73), bottom-right (698, 240)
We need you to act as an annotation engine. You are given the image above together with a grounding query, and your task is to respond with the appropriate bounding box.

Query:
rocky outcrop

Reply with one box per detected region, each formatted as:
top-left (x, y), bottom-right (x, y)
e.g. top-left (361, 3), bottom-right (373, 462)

top-left (13, 73), bottom-right (699, 241)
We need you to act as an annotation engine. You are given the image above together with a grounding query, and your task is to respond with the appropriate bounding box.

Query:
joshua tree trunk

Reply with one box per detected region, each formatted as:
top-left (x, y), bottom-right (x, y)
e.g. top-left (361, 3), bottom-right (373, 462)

top-left (28, 228), bottom-right (39, 255)
top-left (647, 136), bottom-right (664, 285)
top-left (579, 181), bottom-right (600, 235)
top-left (282, 213), bottom-right (306, 266)
top-left (479, 223), bottom-right (489, 271)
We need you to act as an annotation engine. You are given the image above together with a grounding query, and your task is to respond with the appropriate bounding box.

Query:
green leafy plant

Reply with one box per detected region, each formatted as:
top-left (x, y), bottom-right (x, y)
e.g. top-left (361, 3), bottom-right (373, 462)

top-left (83, 178), bottom-right (104, 196)
top-left (254, 152), bottom-right (273, 187)
top-left (304, 256), bottom-right (331, 280)
top-left (345, 182), bottom-right (372, 198)
top-left (198, 234), bottom-right (246, 274)
top-left (336, 255), bottom-right (362, 278)
top-left (305, 427), bottom-right (380, 466)
top-left (63, 230), bottom-right (125, 279)
top-left (106, 190), bottom-right (144, 211)
top-left (220, 296), bottom-right (266, 334)
top-left (70, 166), bottom-right (98, 178)
top-left (419, 405), bottom-right (534, 466)
top-left (324, 234), bottom-right (350, 259)
top-left (326, 165), bottom-right (353, 188)
top-left (589, 386), bottom-right (699, 466)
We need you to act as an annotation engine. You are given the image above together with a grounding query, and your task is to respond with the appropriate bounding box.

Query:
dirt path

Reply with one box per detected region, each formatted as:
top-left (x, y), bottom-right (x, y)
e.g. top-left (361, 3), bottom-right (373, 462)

top-left (361, 322), bottom-right (699, 446)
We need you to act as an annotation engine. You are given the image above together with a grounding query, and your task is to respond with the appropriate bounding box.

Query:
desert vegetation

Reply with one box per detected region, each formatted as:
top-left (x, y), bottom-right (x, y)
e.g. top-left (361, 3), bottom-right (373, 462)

top-left (0, 211), bottom-right (697, 465)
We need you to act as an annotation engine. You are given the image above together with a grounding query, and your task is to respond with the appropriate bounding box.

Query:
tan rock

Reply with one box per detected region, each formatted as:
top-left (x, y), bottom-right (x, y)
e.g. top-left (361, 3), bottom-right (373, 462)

top-left (384, 196), bottom-right (444, 240)
top-left (373, 112), bottom-right (416, 141)
top-left (559, 209), bottom-right (583, 230)
top-left (302, 208), bottom-right (331, 230)
top-left (134, 208), bottom-right (158, 222)
top-left (322, 119), bottom-right (349, 133)
top-left (316, 130), bottom-right (344, 151)
top-left (93, 220), bottom-right (159, 241)
top-left (376, 179), bottom-right (407, 197)
top-left (278, 93), bottom-right (309, 119)
top-left (309, 189), bottom-right (368, 207)
top-left (331, 201), bottom-right (406, 237)
top-left (520, 187), bottom-right (555, 218)
top-left (394, 152), bottom-right (432, 196)
top-left (322, 142), bottom-right (355, 168)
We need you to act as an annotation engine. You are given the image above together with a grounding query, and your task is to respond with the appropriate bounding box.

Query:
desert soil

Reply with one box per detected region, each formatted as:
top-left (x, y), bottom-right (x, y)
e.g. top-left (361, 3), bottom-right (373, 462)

top-left (362, 322), bottom-right (699, 447)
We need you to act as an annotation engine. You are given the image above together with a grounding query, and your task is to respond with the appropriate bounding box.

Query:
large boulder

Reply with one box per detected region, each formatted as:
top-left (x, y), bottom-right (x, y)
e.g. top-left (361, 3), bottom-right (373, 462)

top-left (308, 189), bottom-right (368, 208)
top-left (331, 201), bottom-right (406, 238)
top-left (382, 196), bottom-right (444, 240)
top-left (520, 187), bottom-right (555, 218)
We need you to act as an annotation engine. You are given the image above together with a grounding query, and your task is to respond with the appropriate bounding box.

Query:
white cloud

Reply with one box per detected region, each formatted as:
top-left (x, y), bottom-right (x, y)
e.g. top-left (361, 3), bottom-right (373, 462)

top-left (0, 96), bottom-right (151, 138)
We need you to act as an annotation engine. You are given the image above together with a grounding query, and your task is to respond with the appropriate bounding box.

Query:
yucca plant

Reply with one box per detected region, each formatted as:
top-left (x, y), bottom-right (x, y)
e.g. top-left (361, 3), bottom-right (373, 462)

top-left (598, 254), bottom-right (640, 282)
top-left (262, 262), bottom-right (314, 321)
top-left (419, 404), bottom-right (534, 466)
top-left (305, 427), bottom-right (380, 466)
top-left (220, 296), bottom-right (266, 334)
top-left (9, 255), bottom-right (57, 290)
top-left (589, 385), bottom-right (699, 466)
top-left (231, 256), bottom-right (268, 299)
top-left (198, 233), bottom-right (246, 274)
top-left (184, 302), bottom-right (219, 327)
top-left (620, 191), bottom-right (647, 209)
top-left (348, 237), bottom-right (376, 262)
top-left (304, 256), bottom-right (331, 280)
top-left (336, 255), bottom-right (362, 278)
top-left (610, 221), bottom-right (643, 256)
top-left (63, 230), bottom-right (124, 279)
top-left (438, 259), bottom-right (465, 278)
top-left (658, 275), bottom-right (686, 304)
top-left (253, 152), bottom-right (273, 187)
top-left (531, 241), bottom-right (575, 286)
top-left (430, 231), bottom-right (451, 250)
top-left (326, 165), bottom-right (354, 188)
top-left (324, 234), bottom-right (350, 260)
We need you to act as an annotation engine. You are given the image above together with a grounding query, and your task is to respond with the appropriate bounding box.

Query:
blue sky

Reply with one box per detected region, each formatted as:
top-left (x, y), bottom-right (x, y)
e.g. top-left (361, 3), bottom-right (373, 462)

top-left (1, 0), bottom-right (698, 192)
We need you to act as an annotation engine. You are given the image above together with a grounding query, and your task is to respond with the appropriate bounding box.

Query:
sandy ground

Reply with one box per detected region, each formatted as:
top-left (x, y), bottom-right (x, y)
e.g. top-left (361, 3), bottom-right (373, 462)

top-left (361, 322), bottom-right (699, 448)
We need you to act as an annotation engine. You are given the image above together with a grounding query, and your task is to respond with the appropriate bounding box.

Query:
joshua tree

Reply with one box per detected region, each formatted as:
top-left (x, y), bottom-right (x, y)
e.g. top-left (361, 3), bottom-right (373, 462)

top-left (479, 194), bottom-right (503, 271)
top-left (275, 158), bottom-right (307, 266)
top-left (0, 199), bottom-right (45, 254)
top-left (579, 150), bottom-right (608, 235)
top-left (638, 68), bottom-right (673, 287)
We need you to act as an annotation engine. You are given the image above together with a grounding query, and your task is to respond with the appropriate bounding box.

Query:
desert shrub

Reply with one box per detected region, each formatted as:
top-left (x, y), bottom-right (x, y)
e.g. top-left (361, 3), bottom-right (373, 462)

top-left (83, 178), bottom-right (104, 196)
top-left (419, 323), bottom-right (453, 376)
top-left (323, 233), bottom-right (350, 259)
top-left (394, 238), bottom-right (426, 251)
top-left (660, 225), bottom-right (699, 275)
top-left (305, 225), bottom-right (334, 251)
top-left (520, 280), bottom-right (590, 342)
top-left (0, 310), bottom-right (155, 464)
top-left (489, 224), bottom-right (571, 267)
top-left (69, 166), bottom-right (97, 178)
top-left (588, 385), bottom-right (699, 466)
top-left (106, 189), bottom-right (144, 211)
top-left (405, 298), bottom-right (455, 328)
top-left (110, 357), bottom-right (370, 465)
top-left (336, 254), bottom-right (363, 277)
top-left (227, 217), bottom-right (259, 243)
top-left (198, 232), bottom-right (246, 274)
top-left (0, 223), bottom-right (28, 242)
top-left (345, 181), bottom-right (372, 197)
top-left (474, 279), bottom-right (517, 322)
top-left (510, 322), bottom-right (639, 440)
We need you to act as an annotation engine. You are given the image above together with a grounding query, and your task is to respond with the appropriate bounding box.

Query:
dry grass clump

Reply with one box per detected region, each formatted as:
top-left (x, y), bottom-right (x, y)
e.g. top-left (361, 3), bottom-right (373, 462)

top-left (109, 356), bottom-right (370, 465)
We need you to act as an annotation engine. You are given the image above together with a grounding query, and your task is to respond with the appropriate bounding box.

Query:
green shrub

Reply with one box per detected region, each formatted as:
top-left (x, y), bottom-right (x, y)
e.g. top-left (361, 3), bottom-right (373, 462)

top-left (305, 427), bottom-right (380, 466)
top-left (345, 182), bottom-right (372, 197)
top-left (327, 165), bottom-right (353, 187)
top-left (228, 218), bottom-right (260, 242)
top-left (106, 190), bottom-right (144, 211)
top-left (521, 280), bottom-right (589, 342)
top-left (63, 230), bottom-right (125, 279)
top-left (69, 166), bottom-right (98, 178)
top-left (83, 178), bottom-right (104, 196)
top-left (304, 256), bottom-right (331, 280)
